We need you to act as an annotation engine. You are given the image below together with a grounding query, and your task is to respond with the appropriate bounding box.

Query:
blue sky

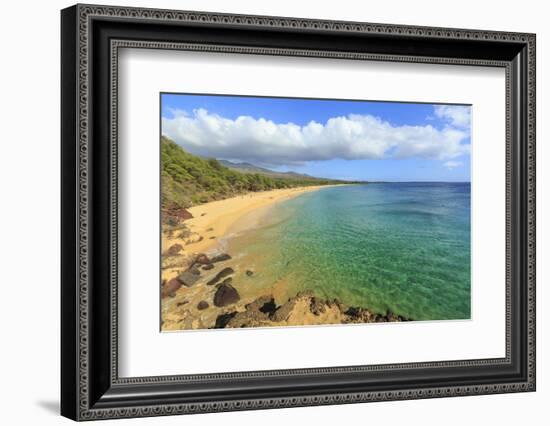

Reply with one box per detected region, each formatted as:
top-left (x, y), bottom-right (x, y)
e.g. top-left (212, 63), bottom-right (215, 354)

top-left (161, 93), bottom-right (471, 182)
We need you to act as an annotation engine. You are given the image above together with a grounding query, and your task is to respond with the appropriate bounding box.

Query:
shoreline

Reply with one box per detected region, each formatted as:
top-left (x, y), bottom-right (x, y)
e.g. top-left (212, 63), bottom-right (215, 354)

top-left (161, 248), bottom-right (411, 331)
top-left (161, 184), bottom-right (345, 284)
top-left (176, 184), bottom-right (344, 255)
top-left (160, 183), bottom-right (410, 331)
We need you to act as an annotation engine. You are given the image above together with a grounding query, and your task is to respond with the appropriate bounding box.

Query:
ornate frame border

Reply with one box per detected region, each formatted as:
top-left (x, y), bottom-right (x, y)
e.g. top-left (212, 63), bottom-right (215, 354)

top-left (61, 4), bottom-right (536, 421)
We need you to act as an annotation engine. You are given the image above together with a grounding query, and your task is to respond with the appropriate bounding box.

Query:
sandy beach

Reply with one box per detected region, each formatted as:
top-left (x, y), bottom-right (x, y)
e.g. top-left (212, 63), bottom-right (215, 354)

top-left (161, 185), bottom-right (341, 282)
top-left (183, 185), bottom-right (337, 252)
top-left (160, 183), bottom-right (412, 331)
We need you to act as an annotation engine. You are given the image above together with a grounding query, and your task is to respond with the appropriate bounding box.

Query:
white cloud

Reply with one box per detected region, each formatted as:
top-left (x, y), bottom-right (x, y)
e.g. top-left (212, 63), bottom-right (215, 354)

top-left (162, 108), bottom-right (471, 167)
top-left (434, 105), bottom-right (471, 129)
top-left (443, 160), bottom-right (463, 169)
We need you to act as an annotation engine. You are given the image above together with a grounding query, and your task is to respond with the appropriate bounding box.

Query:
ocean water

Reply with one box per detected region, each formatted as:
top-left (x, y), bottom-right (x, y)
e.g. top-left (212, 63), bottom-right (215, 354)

top-left (227, 183), bottom-right (471, 321)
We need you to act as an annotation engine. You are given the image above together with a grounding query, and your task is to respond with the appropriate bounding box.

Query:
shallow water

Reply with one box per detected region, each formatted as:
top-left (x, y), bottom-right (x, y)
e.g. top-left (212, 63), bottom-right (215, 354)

top-left (226, 183), bottom-right (471, 321)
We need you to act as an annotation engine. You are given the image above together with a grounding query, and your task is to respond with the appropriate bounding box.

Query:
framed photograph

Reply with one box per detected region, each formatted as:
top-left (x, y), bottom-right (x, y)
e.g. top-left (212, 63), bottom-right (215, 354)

top-left (61, 4), bottom-right (536, 421)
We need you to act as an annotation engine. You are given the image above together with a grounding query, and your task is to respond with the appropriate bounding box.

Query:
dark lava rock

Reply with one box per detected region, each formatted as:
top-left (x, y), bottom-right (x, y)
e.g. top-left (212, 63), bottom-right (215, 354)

top-left (194, 253), bottom-right (210, 265)
top-left (161, 278), bottom-right (181, 298)
top-left (197, 300), bottom-right (209, 310)
top-left (246, 295), bottom-right (277, 315)
top-left (213, 283), bottom-right (240, 307)
top-left (202, 263), bottom-right (215, 271)
top-left (177, 300), bottom-right (188, 307)
top-left (214, 312), bottom-right (236, 328)
top-left (210, 253), bottom-right (232, 263)
top-left (309, 297), bottom-right (326, 316)
top-left (177, 271), bottom-right (200, 287)
top-left (245, 270), bottom-right (254, 277)
top-left (207, 267), bottom-right (234, 285)
top-left (163, 243), bottom-right (183, 257)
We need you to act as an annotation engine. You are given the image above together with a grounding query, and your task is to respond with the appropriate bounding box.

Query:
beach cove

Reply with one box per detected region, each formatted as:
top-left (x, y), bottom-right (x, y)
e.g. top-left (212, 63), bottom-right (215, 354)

top-left (160, 184), bottom-right (392, 331)
top-left (161, 182), bottom-right (471, 331)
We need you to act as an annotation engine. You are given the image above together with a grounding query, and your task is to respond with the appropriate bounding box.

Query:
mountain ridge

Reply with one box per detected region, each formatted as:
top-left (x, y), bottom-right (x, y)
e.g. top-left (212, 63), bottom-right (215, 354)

top-left (217, 159), bottom-right (319, 180)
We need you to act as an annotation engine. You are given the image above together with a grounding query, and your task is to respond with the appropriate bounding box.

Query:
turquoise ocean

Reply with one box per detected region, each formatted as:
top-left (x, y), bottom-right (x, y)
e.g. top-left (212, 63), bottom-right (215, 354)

top-left (227, 183), bottom-right (471, 321)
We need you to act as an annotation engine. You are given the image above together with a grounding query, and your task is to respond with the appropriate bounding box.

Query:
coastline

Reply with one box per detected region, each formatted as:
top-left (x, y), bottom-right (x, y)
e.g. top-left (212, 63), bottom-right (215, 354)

top-left (160, 183), bottom-right (412, 331)
top-left (161, 185), bottom-right (342, 284)
top-left (170, 185), bottom-right (342, 254)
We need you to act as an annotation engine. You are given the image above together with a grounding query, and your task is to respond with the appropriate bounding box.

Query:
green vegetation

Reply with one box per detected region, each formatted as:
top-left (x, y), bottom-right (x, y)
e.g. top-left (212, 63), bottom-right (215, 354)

top-left (161, 136), bottom-right (350, 210)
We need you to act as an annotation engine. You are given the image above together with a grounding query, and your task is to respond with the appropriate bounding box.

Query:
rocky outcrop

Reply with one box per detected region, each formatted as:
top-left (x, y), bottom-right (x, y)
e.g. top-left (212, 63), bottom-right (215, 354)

top-left (310, 297), bottom-right (326, 316)
top-left (162, 205), bottom-right (193, 224)
top-left (271, 298), bottom-right (298, 322)
top-left (223, 309), bottom-right (271, 328)
top-left (213, 293), bottom-right (412, 328)
top-left (161, 243), bottom-right (412, 329)
top-left (245, 295), bottom-right (277, 314)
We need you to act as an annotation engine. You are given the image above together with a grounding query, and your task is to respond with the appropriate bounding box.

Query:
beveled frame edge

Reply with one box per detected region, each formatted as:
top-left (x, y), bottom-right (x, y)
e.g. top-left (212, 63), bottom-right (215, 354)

top-left (61, 3), bottom-right (536, 421)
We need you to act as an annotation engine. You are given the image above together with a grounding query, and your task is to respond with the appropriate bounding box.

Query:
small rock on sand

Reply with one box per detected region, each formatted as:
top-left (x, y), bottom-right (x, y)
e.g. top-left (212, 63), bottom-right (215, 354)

top-left (213, 283), bottom-right (240, 307)
top-left (177, 271), bottom-right (200, 287)
top-left (207, 267), bottom-right (234, 285)
top-left (162, 243), bottom-right (183, 257)
top-left (161, 278), bottom-right (181, 298)
top-left (245, 270), bottom-right (254, 277)
top-left (188, 266), bottom-right (201, 275)
top-left (194, 254), bottom-right (210, 265)
top-left (210, 253), bottom-right (231, 263)
top-left (197, 300), bottom-right (209, 310)
top-left (202, 264), bottom-right (215, 271)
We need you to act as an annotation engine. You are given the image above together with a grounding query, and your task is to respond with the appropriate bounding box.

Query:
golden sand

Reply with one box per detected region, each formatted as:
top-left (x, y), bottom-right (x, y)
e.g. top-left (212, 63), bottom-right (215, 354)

top-left (162, 185), bottom-right (340, 260)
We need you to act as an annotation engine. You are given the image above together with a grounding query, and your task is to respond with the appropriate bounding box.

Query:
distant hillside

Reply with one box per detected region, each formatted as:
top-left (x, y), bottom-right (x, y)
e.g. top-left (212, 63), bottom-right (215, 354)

top-left (161, 136), bottom-right (348, 214)
top-left (218, 160), bottom-right (319, 180)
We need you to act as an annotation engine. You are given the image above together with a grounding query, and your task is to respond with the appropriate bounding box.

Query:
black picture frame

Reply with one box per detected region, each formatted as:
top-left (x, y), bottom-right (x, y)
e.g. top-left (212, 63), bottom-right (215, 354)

top-left (61, 4), bottom-right (536, 421)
